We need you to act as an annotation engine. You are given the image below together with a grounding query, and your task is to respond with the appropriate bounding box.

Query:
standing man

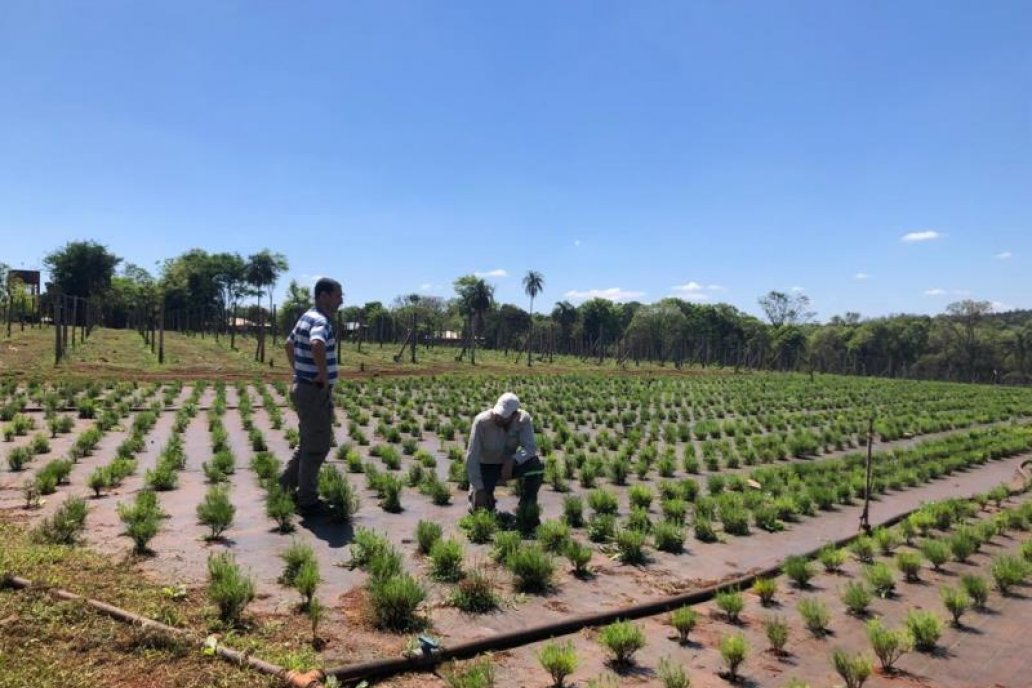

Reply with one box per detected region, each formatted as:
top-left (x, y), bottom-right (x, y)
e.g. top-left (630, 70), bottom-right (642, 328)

top-left (279, 277), bottom-right (343, 516)
top-left (466, 392), bottom-right (543, 520)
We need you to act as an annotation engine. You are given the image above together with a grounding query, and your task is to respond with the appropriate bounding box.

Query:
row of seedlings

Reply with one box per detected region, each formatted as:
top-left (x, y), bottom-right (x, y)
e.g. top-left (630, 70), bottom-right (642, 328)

top-left (197, 382), bottom-right (236, 541)
top-left (442, 489), bottom-right (1032, 688)
top-left (114, 384), bottom-right (206, 554)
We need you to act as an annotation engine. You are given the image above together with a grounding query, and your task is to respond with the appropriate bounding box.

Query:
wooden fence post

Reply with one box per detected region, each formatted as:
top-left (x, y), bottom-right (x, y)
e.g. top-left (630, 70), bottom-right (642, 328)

top-left (53, 290), bottom-right (62, 365)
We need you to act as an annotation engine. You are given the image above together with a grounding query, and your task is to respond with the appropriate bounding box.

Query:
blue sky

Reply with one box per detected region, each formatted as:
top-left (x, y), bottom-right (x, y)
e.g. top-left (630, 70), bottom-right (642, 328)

top-left (1, 1), bottom-right (1029, 321)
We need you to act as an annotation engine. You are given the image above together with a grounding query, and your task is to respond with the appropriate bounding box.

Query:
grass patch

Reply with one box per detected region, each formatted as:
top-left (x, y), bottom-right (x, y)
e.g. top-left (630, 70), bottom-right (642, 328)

top-left (0, 519), bottom-right (317, 687)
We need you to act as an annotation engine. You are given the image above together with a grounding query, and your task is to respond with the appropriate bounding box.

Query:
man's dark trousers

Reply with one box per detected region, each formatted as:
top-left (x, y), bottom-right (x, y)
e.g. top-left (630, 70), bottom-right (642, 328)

top-left (279, 381), bottom-right (333, 507)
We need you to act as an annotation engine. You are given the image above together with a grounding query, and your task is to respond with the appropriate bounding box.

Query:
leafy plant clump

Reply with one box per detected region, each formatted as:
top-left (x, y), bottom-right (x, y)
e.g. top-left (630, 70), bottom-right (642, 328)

top-left (718, 632), bottom-right (749, 681)
top-left (615, 528), bottom-right (648, 565)
top-left (752, 577), bottom-right (778, 606)
top-left (461, 509), bottom-right (499, 544)
top-left (32, 496), bottom-right (88, 545)
top-left (279, 539), bottom-right (316, 586)
top-left (657, 656), bottom-right (690, 688)
top-left (904, 610), bottom-right (942, 652)
top-left (318, 465), bottom-right (360, 522)
top-left (565, 540), bottom-right (593, 577)
top-left (450, 565), bottom-right (499, 614)
top-left (990, 554), bottom-right (1028, 595)
top-left (429, 538), bottom-right (466, 582)
top-left (442, 658), bottom-right (495, 688)
top-left (797, 597), bottom-right (831, 637)
top-left (920, 539), bottom-right (950, 571)
top-left (715, 589), bottom-right (745, 623)
top-left (764, 615), bottom-right (789, 655)
top-left (536, 519), bottom-right (572, 553)
top-left (842, 581), bottom-right (873, 616)
top-left (562, 495), bottom-right (585, 527)
top-left (507, 543), bottom-right (555, 593)
top-left (831, 649), bottom-right (873, 688)
top-left (415, 519), bottom-right (443, 555)
top-left (597, 620), bottom-right (646, 666)
top-left (818, 543), bottom-right (847, 572)
top-left (367, 571), bottom-right (426, 631)
top-left (783, 555), bottom-right (814, 588)
top-left (492, 530), bottom-right (523, 563)
top-left (265, 485), bottom-right (295, 533)
top-left (864, 562), bottom-right (896, 598)
top-left (207, 551), bottom-right (255, 625)
top-left (196, 485), bottom-right (235, 540)
top-left (670, 606), bottom-right (698, 644)
top-left (117, 490), bottom-right (163, 554)
top-left (652, 520), bottom-right (685, 553)
top-left (895, 551), bottom-right (923, 582)
top-left (866, 619), bottom-right (911, 672)
top-left (538, 640), bottom-right (578, 688)
top-left (292, 558), bottom-right (320, 609)
top-left (961, 573), bottom-right (990, 608)
top-left (940, 585), bottom-right (970, 626)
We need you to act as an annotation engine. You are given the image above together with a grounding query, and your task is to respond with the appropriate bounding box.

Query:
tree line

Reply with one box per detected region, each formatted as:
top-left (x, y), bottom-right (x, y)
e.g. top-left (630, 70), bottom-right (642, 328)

top-left (6, 241), bottom-right (1030, 384)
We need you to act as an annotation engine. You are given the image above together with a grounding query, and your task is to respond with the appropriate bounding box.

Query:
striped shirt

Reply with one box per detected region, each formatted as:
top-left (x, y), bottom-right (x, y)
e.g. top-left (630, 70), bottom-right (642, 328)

top-left (288, 308), bottom-right (338, 385)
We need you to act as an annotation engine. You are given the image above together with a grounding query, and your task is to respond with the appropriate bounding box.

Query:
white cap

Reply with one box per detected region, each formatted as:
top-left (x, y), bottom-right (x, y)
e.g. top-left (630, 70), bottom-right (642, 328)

top-left (492, 392), bottom-right (520, 419)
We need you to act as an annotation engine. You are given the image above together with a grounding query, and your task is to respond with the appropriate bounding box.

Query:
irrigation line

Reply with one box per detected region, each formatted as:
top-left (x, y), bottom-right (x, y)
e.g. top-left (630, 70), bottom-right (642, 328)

top-left (3, 461), bottom-right (1029, 688)
top-left (322, 474), bottom-right (1032, 687)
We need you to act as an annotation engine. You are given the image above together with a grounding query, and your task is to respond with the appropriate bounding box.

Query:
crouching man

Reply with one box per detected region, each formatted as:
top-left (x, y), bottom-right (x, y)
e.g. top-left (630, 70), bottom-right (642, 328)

top-left (466, 392), bottom-right (543, 520)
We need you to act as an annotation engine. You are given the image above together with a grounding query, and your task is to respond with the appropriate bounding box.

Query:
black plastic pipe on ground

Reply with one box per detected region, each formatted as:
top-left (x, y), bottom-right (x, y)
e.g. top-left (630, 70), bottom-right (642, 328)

top-left (3, 463), bottom-right (1028, 688)
top-left (324, 477), bottom-right (1032, 687)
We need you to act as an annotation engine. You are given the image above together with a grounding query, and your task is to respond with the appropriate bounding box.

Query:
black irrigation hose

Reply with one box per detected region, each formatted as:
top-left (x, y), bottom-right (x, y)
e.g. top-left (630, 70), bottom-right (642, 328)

top-left (325, 477), bottom-right (1032, 687)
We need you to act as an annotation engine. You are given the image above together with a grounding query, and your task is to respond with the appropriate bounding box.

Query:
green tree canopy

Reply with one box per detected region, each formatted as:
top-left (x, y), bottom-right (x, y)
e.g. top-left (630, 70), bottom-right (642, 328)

top-left (43, 240), bottom-right (122, 299)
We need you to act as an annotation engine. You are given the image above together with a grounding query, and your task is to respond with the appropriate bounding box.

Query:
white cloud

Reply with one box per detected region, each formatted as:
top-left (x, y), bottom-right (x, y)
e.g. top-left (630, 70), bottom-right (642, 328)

top-left (574, 240), bottom-right (581, 247)
top-left (671, 281), bottom-right (726, 295)
top-left (670, 282), bottom-right (727, 301)
top-left (419, 283), bottom-right (433, 291)
top-left (474, 269), bottom-right (508, 278)
top-left (996, 251), bottom-right (1013, 260)
top-left (923, 288), bottom-right (947, 296)
top-left (564, 287), bottom-right (645, 303)
top-left (991, 300), bottom-right (1015, 313)
top-left (854, 272), bottom-right (872, 280)
top-left (672, 281), bottom-right (704, 293)
top-left (900, 230), bottom-right (941, 243)
top-left (790, 286), bottom-right (805, 293)
top-left (953, 289), bottom-right (971, 296)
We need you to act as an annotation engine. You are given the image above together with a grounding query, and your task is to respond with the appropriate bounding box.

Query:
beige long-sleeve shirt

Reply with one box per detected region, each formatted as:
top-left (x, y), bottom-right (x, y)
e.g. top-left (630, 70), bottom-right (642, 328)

top-left (465, 409), bottom-right (538, 491)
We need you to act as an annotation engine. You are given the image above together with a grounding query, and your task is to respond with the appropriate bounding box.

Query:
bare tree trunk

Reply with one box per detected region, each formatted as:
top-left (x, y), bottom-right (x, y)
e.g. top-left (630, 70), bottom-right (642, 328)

top-left (158, 301), bottom-right (165, 364)
top-left (254, 297), bottom-right (262, 361)
top-left (411, 310), bottom-right (417, 364)
top-left (527, 297), bottom-right (534, 368)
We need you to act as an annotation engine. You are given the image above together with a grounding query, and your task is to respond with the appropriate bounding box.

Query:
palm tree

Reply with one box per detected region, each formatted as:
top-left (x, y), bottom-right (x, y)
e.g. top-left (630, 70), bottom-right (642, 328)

top-left (453, 275), bottom-right (494, 365)
top-left (522, 270), bottom-right (544, 367)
